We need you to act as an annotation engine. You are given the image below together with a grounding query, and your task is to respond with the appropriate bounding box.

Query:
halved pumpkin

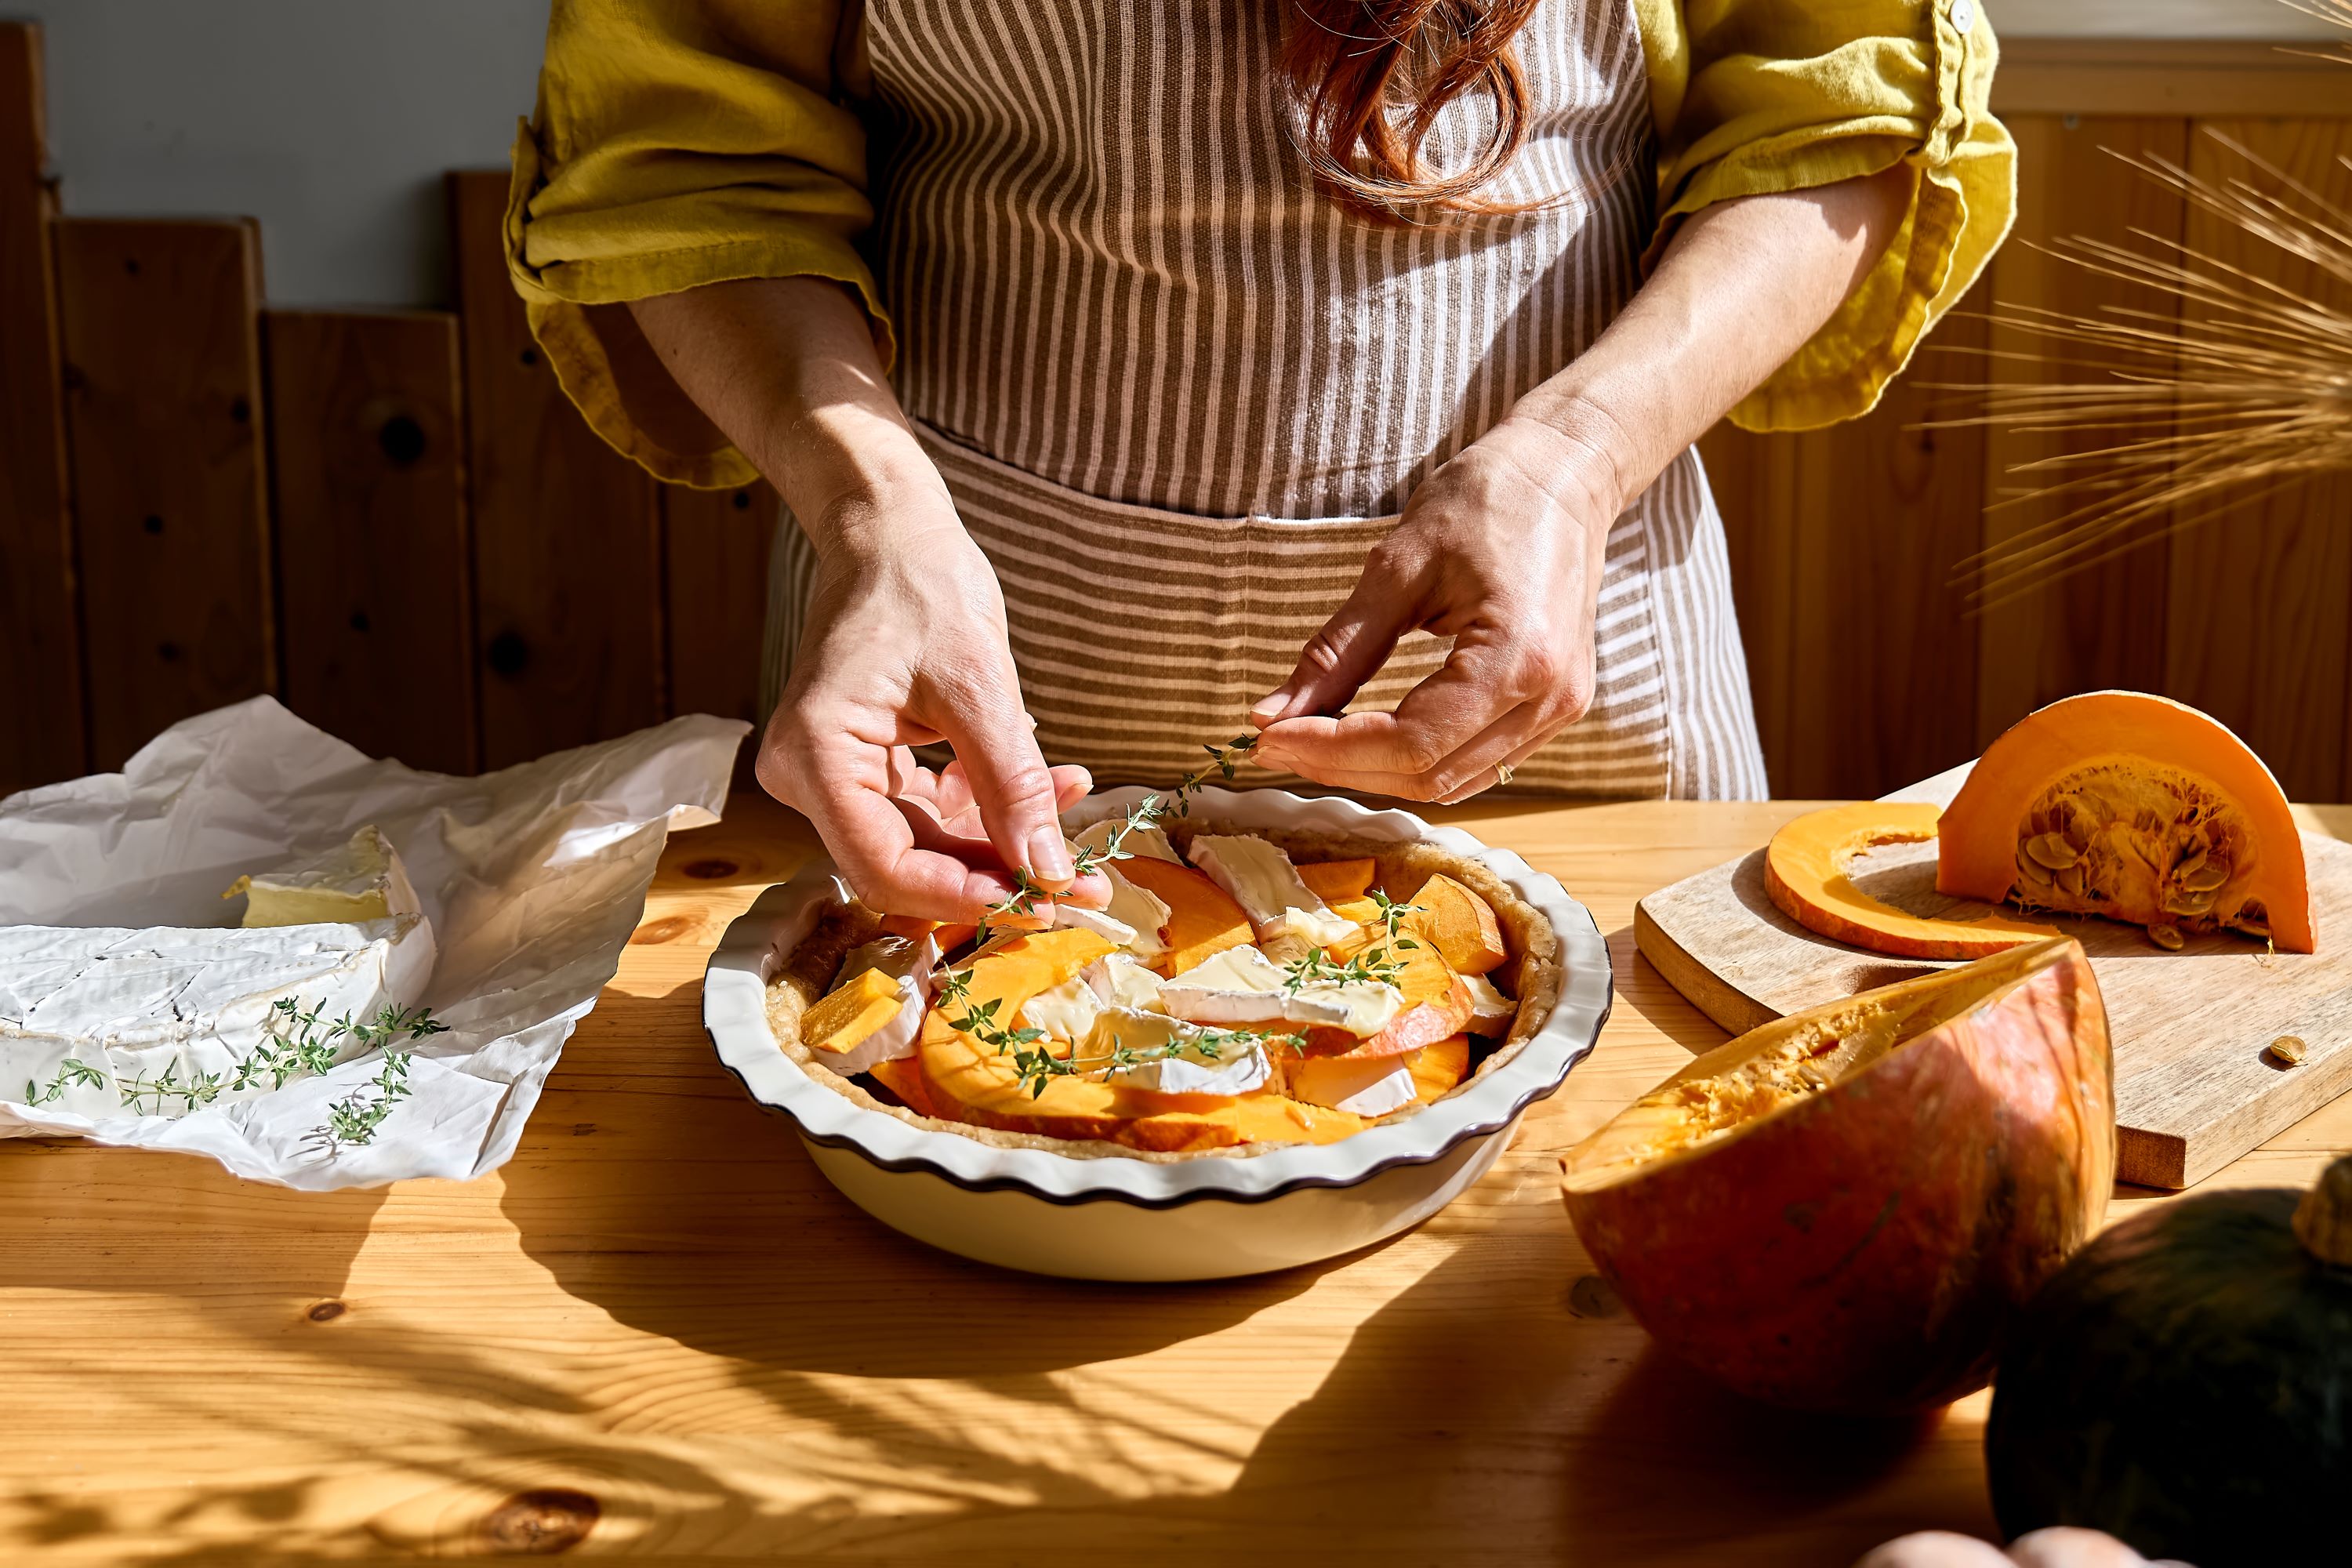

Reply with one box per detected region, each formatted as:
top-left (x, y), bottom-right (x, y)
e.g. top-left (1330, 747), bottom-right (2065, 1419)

top-left (1938, 691), bottom-right (2313, 953)
top-left (1766, 801), bottom-right (2062, 960)
top-left (1562, 937), bottom-right (2114, 1414)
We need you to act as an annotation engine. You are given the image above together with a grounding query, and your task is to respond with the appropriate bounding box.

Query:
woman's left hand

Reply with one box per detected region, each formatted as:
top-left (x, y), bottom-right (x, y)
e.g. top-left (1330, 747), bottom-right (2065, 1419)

top-left (1247, 415), bottom-right (1622, 802)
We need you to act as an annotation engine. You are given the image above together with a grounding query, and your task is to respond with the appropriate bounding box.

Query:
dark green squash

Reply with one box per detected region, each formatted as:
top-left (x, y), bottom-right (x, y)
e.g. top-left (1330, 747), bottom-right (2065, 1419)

top-left (1984, 1154), bottom-right (2352, 1567)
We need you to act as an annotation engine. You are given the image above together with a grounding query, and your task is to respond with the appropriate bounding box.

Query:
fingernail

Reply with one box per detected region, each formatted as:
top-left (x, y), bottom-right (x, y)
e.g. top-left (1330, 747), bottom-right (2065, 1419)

top-left (1029, 828), bottom-right (1073, 882)
top-left (1249, 689), bottom-right (1293, 725)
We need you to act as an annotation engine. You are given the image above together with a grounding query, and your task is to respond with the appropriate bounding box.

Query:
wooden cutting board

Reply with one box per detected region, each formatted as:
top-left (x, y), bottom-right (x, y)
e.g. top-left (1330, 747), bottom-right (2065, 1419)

top-left (1634, 765), bottom-right (2352, 1189)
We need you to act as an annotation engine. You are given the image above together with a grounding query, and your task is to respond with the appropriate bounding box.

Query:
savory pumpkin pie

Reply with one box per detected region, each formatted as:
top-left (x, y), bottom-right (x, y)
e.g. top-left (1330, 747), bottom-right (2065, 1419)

top-left (764, 817), bottom-right (1563, 1161)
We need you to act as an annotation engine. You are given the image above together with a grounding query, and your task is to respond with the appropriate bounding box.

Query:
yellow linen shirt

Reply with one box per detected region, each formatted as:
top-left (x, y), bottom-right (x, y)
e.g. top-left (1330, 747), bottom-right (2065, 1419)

top-left (507, 0), bottom-right (2014, 490)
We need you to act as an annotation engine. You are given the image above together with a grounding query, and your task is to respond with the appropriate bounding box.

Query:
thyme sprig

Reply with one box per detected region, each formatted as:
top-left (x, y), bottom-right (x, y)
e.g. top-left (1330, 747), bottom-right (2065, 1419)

top-left (24, 1059), bottom-right (107, 1108)
top-left (1174, 735), bottom-right (1261, 815)
top-left (1069, 792), bottom-right (1170, 879)
top-left (26, 1057), bottom-right (230, 1116)
top-left (234, 998), bottom-right (446, 1094)
top-left (1284, 894), bottom-right (1421, 992)
top-left (317, 1051), bottom-right (414, 1151)
top-left (1010, 1024), bottom-right (1298, 1100)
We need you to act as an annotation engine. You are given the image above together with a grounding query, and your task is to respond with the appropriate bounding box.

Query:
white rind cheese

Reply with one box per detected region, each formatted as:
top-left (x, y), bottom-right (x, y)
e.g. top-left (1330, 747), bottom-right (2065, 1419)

top-left (826, 934), bottom-right (941, 1074)
top-left (1285, 1051), bottom-right (1419, 1117)
top-left (1047, 901), bottom-right (1138, 948)
top-left (1462, 971), bottom-right (1515, 1036)
top-left (1085, 953), bottom-right (1167, 1011)
top-left (228, 824), bottom-right (423, 929)
top-left (1159, 945), bottom-right (1401, 1036)
top-left (1187, 834), bottom-right (1356, 947)
top-left (1, 915), bottom-right (434, 1120)
top-left (1085, 1007), bottom-right (1272, 1098)
top-left (1071, 819), bottom-right (1181, 865)
top-left (1020, 972), bottom-right (1105, 1045)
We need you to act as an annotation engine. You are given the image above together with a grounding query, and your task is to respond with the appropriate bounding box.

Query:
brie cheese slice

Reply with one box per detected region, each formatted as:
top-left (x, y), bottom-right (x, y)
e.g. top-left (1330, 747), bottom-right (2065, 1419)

top-left (1071, 818), bottom-right (1181, 865)
top-left (227, 824), bottom-right (423, 928)
top-left (1047, 901), bottom-right (1138, 948)
top-left (1159, 945), bottom-right (1402, 1036)
top-left (1084, 953), bottom-right (1167, 1012)
top-left (1462, 971), bottom-right (1516, 1036)
top-left (1285, 1051), bottom-right (1420, 1117)
top-left (1, 914), bottom-right (434, 1120)
top-left (1020, 971), bottom-right (1105, 1044)
top-left (1187, 834), bottom-right (1356, 947)
top-left (1084, 1007), bottom-right (1271, 1098)
top-left (825, 933), bottom-right (941, 1074)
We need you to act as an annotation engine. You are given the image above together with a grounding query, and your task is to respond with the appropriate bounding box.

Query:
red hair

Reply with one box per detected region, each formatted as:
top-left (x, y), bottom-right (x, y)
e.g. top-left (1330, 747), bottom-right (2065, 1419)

top-left (1278, 0), bottom-right (1546, 223)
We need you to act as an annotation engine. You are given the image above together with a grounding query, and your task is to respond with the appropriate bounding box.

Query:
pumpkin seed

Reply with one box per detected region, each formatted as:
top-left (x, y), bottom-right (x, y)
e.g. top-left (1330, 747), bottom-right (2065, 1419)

top-left (2180, 861), bottom-right (2229, 894)
top-left (2016, 852), bottom-right (2054, 886)
top-left (2268, 1035), bottom-right (2307, 1067)
top-left (2176, 843), bottom-right (2209, 878)
top-left (2026, 833), bottom-right (2080, 872)
top-left (2057, 863), bottom-right (2087, 898)
top-left (2164, 887), bottom-right (2216, 916)
top-left (2148, 924), bottom-right (2185, 952)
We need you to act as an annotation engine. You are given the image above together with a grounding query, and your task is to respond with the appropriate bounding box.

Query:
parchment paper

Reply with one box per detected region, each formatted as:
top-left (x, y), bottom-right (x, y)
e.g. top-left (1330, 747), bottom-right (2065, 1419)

top-left (0, 697), bottom-right (749, 1189)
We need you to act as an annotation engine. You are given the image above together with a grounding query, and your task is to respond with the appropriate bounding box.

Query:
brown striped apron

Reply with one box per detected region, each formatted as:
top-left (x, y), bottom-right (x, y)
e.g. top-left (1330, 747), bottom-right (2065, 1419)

top-left (768, 0), bottom-right (1769, 800)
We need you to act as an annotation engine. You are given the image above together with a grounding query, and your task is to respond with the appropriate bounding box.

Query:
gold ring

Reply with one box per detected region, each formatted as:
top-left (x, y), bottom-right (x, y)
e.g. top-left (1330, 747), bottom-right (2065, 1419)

top-left (1495, 763), bottom-right (1515, 787)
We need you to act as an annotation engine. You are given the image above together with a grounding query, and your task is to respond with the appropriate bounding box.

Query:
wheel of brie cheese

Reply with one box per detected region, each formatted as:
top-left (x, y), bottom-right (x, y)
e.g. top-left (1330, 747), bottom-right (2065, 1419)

top-left (0, 826), bottom-right (435, 1121)
top-left (764, 814), bottom-right (1559, 1158)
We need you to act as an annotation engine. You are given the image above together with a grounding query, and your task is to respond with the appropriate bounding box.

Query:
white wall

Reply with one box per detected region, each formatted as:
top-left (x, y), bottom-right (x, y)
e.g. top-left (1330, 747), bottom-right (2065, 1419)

top-left (18, 0), bottom-right (2344, 310)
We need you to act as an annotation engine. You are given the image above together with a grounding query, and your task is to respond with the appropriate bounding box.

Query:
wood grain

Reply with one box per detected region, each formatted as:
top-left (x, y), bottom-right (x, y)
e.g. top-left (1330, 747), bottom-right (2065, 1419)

top-left (56, 216), bottom-right (271, 769)
top-left (2, 794), bottom-right (2347, 1563)
top-left (1974, 114), bottom-right (2188, 749)
top-left (664, 480), bottom-right (774, 783)
top-left (0, 21), bottom-right (85, 793)
top-left (1991, 38), bottom-right (2352, 119)
top-left (2162, 122), bottom-right (2352, 804)
top-left (264, 309), bottom-right (477, 775)
top-left (1636, 771), bottom-right (2352, 1188)
top-left (447, 170), bottom-right (662, 769)
top-left (1704, 282), bottom-right (1991, 800)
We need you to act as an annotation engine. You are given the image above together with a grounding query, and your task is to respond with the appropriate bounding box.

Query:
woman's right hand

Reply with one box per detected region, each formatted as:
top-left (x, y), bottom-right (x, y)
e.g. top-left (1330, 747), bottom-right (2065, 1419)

top-left (755, 476), bottom-right (1102, 921)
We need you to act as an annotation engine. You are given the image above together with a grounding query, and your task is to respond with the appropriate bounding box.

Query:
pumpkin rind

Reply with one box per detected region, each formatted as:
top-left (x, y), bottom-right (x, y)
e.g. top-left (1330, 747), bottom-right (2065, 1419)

top-left (1937, 690), bottom-right (2313, 952)
top-left (1561, 938), bottom-right (2114, 1414)
top-left (1764, 801), bottom-right (2062, 960)
top-left (1985, 1181), bottom-right (2352, 1566)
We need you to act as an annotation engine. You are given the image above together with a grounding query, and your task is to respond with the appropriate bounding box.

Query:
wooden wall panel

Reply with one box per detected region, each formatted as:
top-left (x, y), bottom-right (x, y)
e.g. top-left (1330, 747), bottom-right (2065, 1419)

top-left (0, 22), bottom-right (84, 793)
top-left (1974, 114), bottom-right (2190, 749)
top-left (1704, 283), bottom-right (1992, 801)
top-left (56, 217), bottom-right (271, 770)
top-left (2163, 121), bottom-right (2352, 804)
top-left (264, 310), bottom-right (477, 774)
top-left (447, 171), bottom-right (662, 769)
top-left (664, 481), bottom-right (775, 782)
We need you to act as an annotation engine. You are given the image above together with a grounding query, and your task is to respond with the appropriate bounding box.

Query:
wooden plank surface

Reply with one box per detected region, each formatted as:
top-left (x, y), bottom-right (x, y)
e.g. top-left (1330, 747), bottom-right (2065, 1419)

top-left (663, 480), bottom-right (774, 783)
top-left (265, 309), bottom-right (477, 775)
top-left (1974, 114), bottom-right (2188, 750)
top-left (2161, 122), bottom-right (2352, 804)
top-left (1703, 283), bottom-right (1991, 800)
top-left (1636, 801), bottom-right (2352, 1189)
top-left (3, 794), bottom-right (2347, 1563)
top-left (0, 22), bottom-right (85, 793)
top-left (1992, 38), bottom-right (2352, 119)
top-left (56, 216), bottom-right (272, 769)
top-left (448, 170), bottom-right (662, 770)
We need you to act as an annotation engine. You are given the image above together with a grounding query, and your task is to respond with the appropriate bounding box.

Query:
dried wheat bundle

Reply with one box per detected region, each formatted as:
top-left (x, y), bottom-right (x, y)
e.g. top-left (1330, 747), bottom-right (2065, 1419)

top-left (1938, 0), bottom-right (2352, 608)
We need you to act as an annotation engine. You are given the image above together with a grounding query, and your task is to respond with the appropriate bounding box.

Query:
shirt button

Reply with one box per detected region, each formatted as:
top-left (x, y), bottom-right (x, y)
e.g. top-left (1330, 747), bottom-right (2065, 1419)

top-left (1951, 0), bottom-right (1973, 30)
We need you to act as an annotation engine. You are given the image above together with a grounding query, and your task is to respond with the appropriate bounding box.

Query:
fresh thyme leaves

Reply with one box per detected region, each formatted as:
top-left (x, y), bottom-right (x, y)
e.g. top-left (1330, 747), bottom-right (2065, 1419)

top-left (1283, 894), bottom-right (1420, 993)
top-left (318, 1051), bottom-right (414, 1150)
top-left (1010, 1024), bottom-right (1298, 1100)
top-left (1174, 735), bottom-right (1261, 815)
top-left (1367, 889), bottom-right (1421, 950)
top-left (23, 1058), bottom-right (107, 1107)
top-left (975, 867), bottom-right (1051, 946)
top-left (1069, 792), bottom-right (1170, 880)
top-left (233, 999), bottom-right (447, 1095)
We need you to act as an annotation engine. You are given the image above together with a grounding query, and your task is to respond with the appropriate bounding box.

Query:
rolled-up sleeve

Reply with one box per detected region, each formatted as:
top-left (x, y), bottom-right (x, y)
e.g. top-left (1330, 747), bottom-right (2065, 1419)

top-left (1635, 0), bottom-right (2016, 431)
top-left (506, 0), bottom-right (887, 487)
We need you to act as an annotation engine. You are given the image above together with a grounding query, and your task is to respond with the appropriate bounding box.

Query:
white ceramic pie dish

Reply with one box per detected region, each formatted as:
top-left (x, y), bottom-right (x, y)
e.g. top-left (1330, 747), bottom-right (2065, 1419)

top-left (701, 786), bottom-right (1613, 1280)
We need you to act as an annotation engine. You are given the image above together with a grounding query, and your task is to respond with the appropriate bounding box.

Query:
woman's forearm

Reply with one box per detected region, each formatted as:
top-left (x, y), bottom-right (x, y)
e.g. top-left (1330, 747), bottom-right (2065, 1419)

top-left (627, 278), bottom-right (952, 558)
top-left (1509, 166), bottom-right (1915, 515)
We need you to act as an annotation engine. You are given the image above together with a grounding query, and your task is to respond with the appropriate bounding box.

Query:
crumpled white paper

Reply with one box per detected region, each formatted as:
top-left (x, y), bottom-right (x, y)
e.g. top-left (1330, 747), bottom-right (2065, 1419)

top-left (0, 697), bottom-right (749, 1190)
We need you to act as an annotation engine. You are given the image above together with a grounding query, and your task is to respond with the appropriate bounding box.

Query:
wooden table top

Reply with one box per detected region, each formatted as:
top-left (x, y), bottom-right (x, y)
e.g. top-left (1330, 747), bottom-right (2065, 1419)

top-left (7, 792), bottom-right (2347, 1564)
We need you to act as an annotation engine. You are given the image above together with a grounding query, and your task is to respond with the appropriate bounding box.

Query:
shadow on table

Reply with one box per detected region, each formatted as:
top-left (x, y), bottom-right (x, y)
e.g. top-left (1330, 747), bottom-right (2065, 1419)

top-left (475, 978), bottom-right (1976, 1559)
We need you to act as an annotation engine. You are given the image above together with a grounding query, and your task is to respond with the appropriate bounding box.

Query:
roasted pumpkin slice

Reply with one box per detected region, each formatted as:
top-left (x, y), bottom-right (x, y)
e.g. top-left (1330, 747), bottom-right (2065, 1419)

top-left (1766, 801), bottom-right (2061, 960)
top-left (1938, 691), bottom-right (2313, 953)
top-left (1118, 858), bottom-right (1255, 975)
top-left (1296, 858), bottom-right (1377, 903)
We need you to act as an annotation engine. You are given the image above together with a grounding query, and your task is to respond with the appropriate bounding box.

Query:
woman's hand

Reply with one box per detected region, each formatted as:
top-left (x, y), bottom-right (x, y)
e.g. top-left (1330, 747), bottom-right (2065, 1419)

top-left (1247, 416), bottom-right (1621, 803)
top-left (755, 479), bottom-right (1109, 920)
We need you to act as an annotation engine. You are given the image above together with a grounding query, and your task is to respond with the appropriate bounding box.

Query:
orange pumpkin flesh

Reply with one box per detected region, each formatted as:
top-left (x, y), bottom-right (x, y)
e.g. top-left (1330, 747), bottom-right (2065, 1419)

top-left (1765, 802), bottom-right (2061, 960)
top-left (1562, 937), bottom-right (2114, 1414)
top-left (1118, 858), bottom-right (1254, 976)
top-left (1938, 691), bottom-right (2313, 953)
